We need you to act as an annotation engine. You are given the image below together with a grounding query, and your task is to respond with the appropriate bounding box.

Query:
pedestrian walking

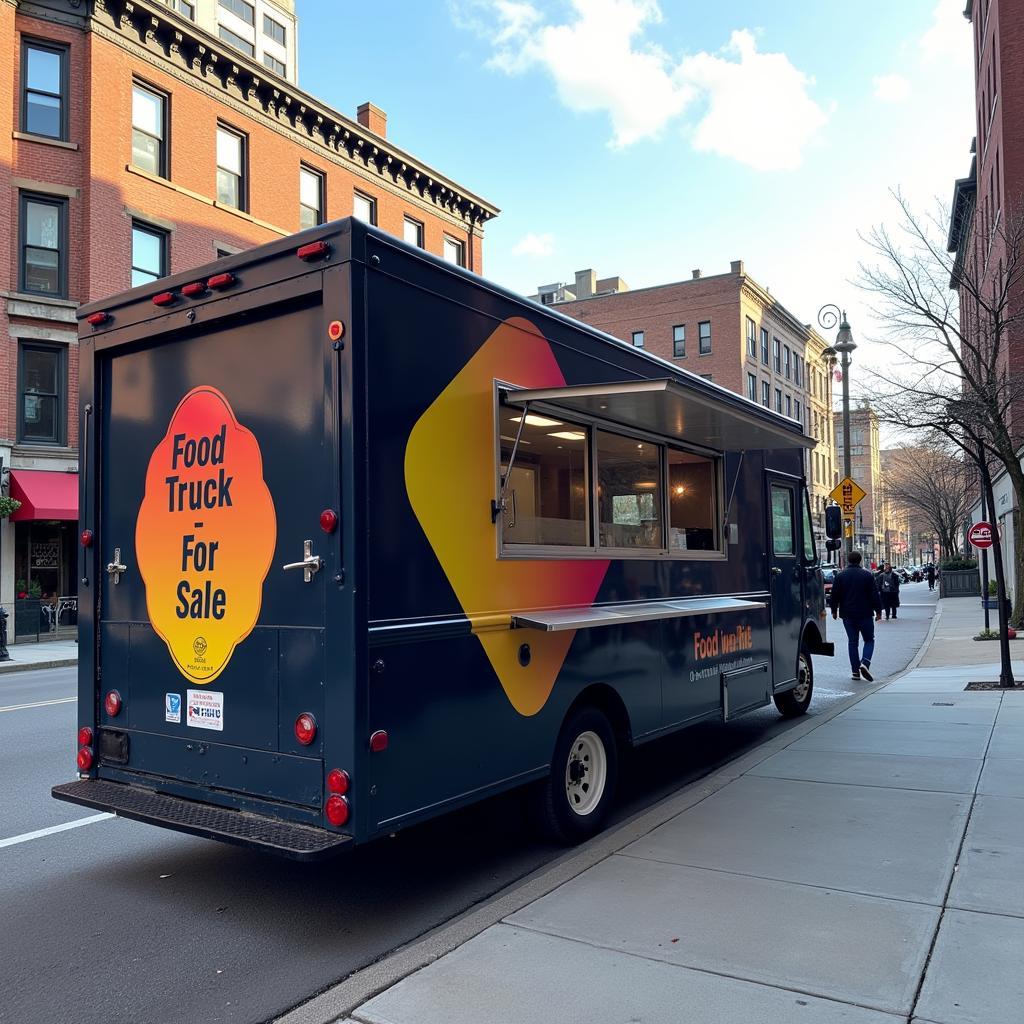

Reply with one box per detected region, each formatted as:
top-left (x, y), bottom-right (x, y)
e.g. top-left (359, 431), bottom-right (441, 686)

top-left (877, 562), bottom-right (901, 620)
top-left (926, 563), bottom-right (936, 591)
top-left (830, 551), bottom-right (883, 681)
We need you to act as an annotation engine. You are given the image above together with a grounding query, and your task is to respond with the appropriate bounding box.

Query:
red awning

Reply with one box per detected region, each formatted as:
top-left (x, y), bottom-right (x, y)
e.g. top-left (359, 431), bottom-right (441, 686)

top-left (9, 469), bottom-right (78, 521)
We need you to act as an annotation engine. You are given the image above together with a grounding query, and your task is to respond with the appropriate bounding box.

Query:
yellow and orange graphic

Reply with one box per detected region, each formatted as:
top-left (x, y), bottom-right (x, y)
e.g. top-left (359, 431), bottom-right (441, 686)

top-left (136, 386), bottom-right (276, 684)
top-left (405, 317), bottom-right (608, 716)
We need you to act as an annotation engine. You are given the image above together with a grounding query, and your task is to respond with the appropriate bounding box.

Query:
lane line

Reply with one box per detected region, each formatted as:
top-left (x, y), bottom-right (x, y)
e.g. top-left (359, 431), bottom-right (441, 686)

top-left (0, 812), bottom-right (114, 849)
top-left (0, 696), bottom-right (77, 713)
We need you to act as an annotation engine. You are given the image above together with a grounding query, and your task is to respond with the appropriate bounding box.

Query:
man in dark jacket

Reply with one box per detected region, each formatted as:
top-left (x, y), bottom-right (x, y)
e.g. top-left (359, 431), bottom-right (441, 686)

top-left (830, 551), bottom-right (883, 680)
top-left (877, 563), bottom-right (901, 620)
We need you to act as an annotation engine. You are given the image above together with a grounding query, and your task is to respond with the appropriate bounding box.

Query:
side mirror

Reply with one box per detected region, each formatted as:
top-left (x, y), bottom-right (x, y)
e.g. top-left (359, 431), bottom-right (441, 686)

top-left (825, 538), bottom-right (842, 552)
top-left (825, 505), bottom-right (843, 540)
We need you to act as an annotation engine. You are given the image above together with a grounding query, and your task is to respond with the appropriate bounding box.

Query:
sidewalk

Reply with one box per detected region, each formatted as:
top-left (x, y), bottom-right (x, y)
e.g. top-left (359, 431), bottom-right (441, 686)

top-left (0, 639), bottom-right (78, 674)
top-left (336, 600), bottom-right (1024, 1024)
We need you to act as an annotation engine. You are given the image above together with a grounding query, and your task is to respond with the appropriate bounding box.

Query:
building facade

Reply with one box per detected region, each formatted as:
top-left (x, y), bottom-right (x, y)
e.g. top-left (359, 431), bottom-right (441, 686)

top-left (1, 0), bottom-right (498, 639)
top-left (834, 405), bottom-right (885, 566)
top-left (537, 262), bottom-right (838, 547)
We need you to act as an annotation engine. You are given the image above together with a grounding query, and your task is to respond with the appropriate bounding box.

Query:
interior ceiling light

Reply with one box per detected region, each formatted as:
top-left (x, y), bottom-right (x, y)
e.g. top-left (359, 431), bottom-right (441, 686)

top-left (511, 413), bottom-right (563, 428)
top-left (548, 431), bottom-right (586, 441)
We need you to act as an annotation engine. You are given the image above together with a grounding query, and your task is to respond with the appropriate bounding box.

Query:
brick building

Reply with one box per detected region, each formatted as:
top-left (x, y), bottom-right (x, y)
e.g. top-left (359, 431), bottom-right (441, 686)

top-left (1, 0), bottom-right (498, 640)
top-left (535, 262), bottom-right (838, 548)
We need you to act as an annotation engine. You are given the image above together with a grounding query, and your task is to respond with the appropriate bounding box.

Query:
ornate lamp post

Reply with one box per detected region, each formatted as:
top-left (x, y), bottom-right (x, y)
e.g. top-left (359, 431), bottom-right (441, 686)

top-left (819, 305), bottom-right (856, 557)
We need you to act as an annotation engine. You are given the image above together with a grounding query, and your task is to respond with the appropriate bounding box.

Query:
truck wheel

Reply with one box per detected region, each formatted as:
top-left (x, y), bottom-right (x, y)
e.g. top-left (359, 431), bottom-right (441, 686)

top-left (774, 648), bottom-right (813, 718)
top-left (535, 707), bottom-right (618, 844)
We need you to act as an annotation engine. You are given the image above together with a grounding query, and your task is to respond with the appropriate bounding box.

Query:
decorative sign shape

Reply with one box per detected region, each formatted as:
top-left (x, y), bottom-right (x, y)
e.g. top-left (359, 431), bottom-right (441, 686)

top-left (829, 476), bottom-right (867, 517)
top-left (404, 317), bottom-right (608, 716)
top-left (136, 386), bottom-right (277, 684)
top-left (968, 521), bottom-right (994, 549)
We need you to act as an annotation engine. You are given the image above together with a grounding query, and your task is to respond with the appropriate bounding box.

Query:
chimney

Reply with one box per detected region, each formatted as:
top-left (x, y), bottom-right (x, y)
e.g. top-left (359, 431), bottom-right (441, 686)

top-left (692, 269), bottom-right (702, 280)
top-left (357, 102), bottom-right (387, 138)
top-left (574, 269), bottom-right (597, 299)
top-left (730, 259), bottom-right (744, 275)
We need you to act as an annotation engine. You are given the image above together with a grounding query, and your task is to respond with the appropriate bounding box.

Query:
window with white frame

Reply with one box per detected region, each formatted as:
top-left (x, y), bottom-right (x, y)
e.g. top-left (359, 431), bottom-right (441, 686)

top-left (632, 331), bottom-right (645, 348)
top-left (404, 217), bottom-right (424, 247)
top-left (698, 320), bottom-right (711, 354)
top-left (443, 235), bottom-right (465, 266)
top-left (216, 124), bottom-right (246, 210)
top-left (673, 324), bottom-right (685, 358)
top-left (299, 166), bottom-right (324, 229)
top-left (353, 191), bottom-right (376, 224)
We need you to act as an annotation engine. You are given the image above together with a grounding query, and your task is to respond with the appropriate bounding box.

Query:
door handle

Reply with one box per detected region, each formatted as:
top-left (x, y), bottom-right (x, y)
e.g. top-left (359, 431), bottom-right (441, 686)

top-left (106, 547), bottom-right (128, 585)
top-left (282, 540), bottom-right (323, 583)
top-left (770, 566), bottom-right (782, 576)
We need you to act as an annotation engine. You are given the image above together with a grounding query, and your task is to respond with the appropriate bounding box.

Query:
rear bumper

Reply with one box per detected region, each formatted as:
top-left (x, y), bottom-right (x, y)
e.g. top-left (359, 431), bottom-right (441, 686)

top-left (52, 779), bottom-right (351, 861)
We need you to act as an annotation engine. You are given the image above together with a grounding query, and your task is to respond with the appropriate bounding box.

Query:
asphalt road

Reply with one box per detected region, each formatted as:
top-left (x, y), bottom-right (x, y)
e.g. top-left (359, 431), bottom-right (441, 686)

top-left (0, 586), bottom-right (938, 1024)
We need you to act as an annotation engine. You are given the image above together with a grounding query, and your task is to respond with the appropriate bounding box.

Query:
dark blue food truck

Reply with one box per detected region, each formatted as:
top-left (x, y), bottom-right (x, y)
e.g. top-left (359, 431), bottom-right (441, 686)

top-left (54, 219), bottom-right (834, 858)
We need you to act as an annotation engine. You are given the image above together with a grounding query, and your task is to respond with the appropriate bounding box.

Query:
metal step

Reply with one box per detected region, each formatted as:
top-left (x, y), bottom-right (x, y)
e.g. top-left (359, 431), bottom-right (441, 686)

top-left (52, 779), bottom-right (351, 860)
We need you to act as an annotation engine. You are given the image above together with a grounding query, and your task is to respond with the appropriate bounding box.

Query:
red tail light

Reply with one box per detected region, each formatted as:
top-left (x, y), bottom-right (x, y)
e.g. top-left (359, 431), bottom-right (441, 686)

top-left (86, 311), bottom-right (109, 326)
top-left (77, 746), bottom-right (94, 771)
top-left (207, 272), bottom-right (236, 289)
top-left (325, 795), bottom-right (349, 827)
top-left (297, 240), bottom-right (329, 262)
top-left (294, 712), bottom-right (317, 746)
top-left (327, 768), bottom-right (350, 795)
top-left (182, 281), bottom-right (207, 298)
top-left (80, 529), bottom-right (93, 547)
top-left (152, 291), bottom-right (176, 306)
top-left (104, 690), bottom-right (122, 717)
top-left (78, 726), bottom-right (93, 747)
top-left (369, 730), bottom-right (388, 753)
top-left (319, 509), bottom-right (338, 533)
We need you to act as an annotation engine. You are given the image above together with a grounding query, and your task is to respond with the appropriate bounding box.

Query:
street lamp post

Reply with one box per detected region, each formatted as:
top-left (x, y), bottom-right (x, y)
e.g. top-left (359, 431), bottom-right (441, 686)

top-left (819, 305), bottom-right (856, 558)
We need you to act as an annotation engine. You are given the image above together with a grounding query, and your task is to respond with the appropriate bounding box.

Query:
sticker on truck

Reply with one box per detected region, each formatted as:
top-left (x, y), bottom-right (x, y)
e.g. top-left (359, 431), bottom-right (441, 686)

top-left (187, 689), bottom-right (224, 731)
top-left (136, 386), bottom-right (277, 684)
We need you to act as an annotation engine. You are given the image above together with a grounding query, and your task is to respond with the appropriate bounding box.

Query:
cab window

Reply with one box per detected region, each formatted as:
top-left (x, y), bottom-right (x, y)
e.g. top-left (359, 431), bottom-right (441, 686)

top-left (770, 484), bottom-right (796, 556)
top-left (802, 490), bottom-right (816, 562)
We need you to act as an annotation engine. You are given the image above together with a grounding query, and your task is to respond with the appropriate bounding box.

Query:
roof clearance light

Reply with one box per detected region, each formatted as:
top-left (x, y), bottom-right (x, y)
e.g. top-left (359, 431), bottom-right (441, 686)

top-left (207, 272), bottom-right (236, 290)
top-left (80, 529), bottom-right (94, 547)
top-left (77, 746), bottom-right (94, 772)
top-left (325, 795), bottom-right (349, 827)
top-left (86, 312), bottom-right (110, 327)
top-left (152, 291), bottom-right (176, 307)
top-left (326, 769), bottom-right (350, 795)
top-left (297, 240), bottom-right (330, 262)
top-left (294, 712), bottom-right (317, 746)
top-left (182, 281), bottom-right (207, 298)
top-left (104, 690), bottom-right (122, 717)
top-left (78, 726), bottom-right (93, 747)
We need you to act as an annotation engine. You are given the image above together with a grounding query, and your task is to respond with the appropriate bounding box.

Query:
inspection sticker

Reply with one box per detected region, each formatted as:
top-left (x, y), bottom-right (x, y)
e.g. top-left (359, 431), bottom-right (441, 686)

top-left (165, 692), bottom-right (182, 724)
top-left (186, 689), bottom-right (224, 731)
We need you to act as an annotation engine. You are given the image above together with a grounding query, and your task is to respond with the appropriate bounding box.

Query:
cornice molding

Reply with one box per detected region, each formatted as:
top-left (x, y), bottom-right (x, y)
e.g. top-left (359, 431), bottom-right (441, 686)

top-left (89, 0), bottom-right (498, 230)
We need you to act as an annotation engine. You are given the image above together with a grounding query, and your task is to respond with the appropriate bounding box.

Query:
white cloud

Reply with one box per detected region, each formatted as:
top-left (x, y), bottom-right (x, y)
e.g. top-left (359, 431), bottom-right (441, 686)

top-left (459, 1), bottom-right (828, 167)
top-left (920, 0), bottom-right (972, 67)
top-left (873, 73), bottom-right (911, 102)
top-left (511, 231), bottom-right (555, 257)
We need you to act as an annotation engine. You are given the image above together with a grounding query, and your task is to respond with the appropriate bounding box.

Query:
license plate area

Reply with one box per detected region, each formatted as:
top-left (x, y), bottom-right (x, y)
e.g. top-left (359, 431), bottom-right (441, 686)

top-left (99, 728), bottom-right (130, 764)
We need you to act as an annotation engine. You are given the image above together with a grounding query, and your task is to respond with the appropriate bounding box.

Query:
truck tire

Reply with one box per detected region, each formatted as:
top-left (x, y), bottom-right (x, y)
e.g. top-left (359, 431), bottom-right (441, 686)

top-left (535, 707), bottom-right (618, 844)
top-left (774, 648), bottom-right (813, 718)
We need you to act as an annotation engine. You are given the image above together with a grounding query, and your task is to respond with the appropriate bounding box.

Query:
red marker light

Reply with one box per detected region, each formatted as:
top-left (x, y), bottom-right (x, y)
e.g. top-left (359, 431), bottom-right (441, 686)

top-left (325, 795), bottom-right (350, 827)
top-left (207, 272), bottom-right (236, 290)
top-left (294, 712), bottom-right (317, 746)
top-left (369, 730), bottom-right (388, 753)
top-left (104, 690), bottom-right (122, 717)
top-left (326, 768), bottom-right (350, 795)
top-left (327, 320), bottom-right (344, 341)
top-left (319, 509), bottom-right (338, 533)
top-left (80, 529), bottom-right (94, 547)
top-left (78, 726), bottom-right (93, 747)
top-left (86, 311), bottom-right (109, 326)
top-left (297, 240), bottom-right (329, 262)
top-left (182, 281), bottom-right (207, 298)
top-left (152, 291), bottom-right (176, 306)
top-left (77, 746), bottom-right (94, 772)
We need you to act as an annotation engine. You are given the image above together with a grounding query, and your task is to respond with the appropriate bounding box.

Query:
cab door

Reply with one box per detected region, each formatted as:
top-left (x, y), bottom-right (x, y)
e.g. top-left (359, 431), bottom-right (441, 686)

top-left (766, 474), bottom-right (803, 688)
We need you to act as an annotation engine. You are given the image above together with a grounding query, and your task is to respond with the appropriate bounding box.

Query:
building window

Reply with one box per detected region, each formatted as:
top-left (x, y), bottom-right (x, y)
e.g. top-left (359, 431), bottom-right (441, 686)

top-left (131, 82), bottom-right (167, 177)
top-left (632, 331), bottom-right (645, 349)
top-left (21, 40), bottom-right (68, 140)
top-left (746, 317), bottom-right (757, 358)
top-left (773, 338), bottom-right (781, 373)
top-left (783, 346), bottom-right (791, 379)
top-left (403, 217), bottom-right (424, 247)
top-left (169, 0), bottom-right (195, 18)
top-left (218, 0), bottom-right (254, 25)
top-left (747, 373), bottom-right (757, 402)
top-left (761, 380), bottom-right (770, 407)
top-left (263, 54), bottom-right (286, 76)
top-left (299, 166), bottom-right (324, 229)
top-left (698, 320), bottom-right (711, 354)
top-left (353, 191), bottom-right (376, 224)
top-left (443, 235), bottom-right (465, 267)
top-left (216, 124), bottom-right (246, 210)
top-left (775, 388), bottom-right (782, 413)
top-left (785, 394), bottom-right (792, 417)
top-left (263, 14), bottom-right (286, 44)
top-left (18, 343), bottom-right (66, 445)
top-left (218, 25), bottom-right (255, 56)
top-left (795, 399), bottom-right (802, 423)
top-left (673, 324), bottom-right (686, 358)
top-left (793, 355), bottom-right (802, 387)
top-left (19, 194), bottom-right (66, 298)
top-left (131, 222), bottom-right (167, 286)
top-left (760, 327), bottom-right (769, 365)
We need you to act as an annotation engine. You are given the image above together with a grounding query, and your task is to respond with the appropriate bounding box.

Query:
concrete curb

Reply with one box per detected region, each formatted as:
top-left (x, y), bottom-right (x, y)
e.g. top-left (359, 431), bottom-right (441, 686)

top-left (0, 657), bottom-right (77, 676)
top-left (277, 609), bottom-right (942, 1024)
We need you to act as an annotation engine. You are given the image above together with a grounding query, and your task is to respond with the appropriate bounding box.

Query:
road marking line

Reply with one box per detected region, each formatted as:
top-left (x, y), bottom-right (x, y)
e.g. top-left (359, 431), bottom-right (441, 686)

top-left (0, 812), bottom-right (114, 849)
top-left (0, 696), bottom-right (77, 713)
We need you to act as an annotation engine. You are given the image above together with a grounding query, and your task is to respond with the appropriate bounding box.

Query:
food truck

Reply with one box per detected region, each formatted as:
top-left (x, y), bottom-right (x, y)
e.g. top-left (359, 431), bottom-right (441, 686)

top-left (54, 219), bottom-right (834, 859)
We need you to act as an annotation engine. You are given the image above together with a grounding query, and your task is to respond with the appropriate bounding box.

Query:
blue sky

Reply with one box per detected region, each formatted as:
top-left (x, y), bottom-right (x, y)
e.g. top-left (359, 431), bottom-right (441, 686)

top-left (297, 1), bottom-right (973, 379)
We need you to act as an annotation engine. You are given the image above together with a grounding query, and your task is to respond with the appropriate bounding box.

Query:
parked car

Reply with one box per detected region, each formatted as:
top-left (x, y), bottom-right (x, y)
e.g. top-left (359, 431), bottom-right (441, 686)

top-left (822, 567), bottom-right (837, 598)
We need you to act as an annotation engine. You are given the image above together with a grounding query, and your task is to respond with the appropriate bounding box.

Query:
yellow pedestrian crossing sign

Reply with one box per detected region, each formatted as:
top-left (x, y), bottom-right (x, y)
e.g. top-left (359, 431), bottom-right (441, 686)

top-left (830, 476), bottom-right (867, 517)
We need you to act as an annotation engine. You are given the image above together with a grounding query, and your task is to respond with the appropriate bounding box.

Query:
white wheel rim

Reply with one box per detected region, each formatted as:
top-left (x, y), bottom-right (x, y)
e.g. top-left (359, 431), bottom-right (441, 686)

top-left (564, 730), bottom-right (607, 817)
top-left (792, 655), bottom-right (811, 703)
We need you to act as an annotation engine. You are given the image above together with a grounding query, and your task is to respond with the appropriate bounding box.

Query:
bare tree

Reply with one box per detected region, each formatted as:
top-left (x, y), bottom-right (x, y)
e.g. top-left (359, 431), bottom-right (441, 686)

top-left (857, 191), bottom-right (1024, 686)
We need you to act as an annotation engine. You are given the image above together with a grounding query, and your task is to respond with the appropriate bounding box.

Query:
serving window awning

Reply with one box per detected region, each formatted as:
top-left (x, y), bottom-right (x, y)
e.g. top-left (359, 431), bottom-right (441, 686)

top-left (513, 596), bottom-right (766, 632)
top-left (9, 469), bottom-right (78, 521)
top-left (502, 379), bottom-right (813, 452)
